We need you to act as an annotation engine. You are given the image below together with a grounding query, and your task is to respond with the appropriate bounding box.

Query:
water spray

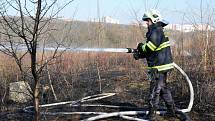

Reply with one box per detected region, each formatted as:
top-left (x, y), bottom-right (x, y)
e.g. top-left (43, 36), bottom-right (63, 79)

top-left (43, 47), bottom-right (136, 53)
top-left (1, 46), bottom-right (137, 53)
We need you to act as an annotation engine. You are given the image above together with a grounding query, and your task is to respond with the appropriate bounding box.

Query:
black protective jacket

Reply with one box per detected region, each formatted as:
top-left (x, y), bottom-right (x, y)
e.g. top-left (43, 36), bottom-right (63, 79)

top-left (138, 22), bottom-right (173, 72)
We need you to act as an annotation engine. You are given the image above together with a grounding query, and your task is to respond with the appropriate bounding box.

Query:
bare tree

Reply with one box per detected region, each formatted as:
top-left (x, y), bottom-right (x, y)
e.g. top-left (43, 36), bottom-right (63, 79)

top-left (176, 0), bottom-right (215, 105)
top-left (0, 0), bottom-right (74, 120)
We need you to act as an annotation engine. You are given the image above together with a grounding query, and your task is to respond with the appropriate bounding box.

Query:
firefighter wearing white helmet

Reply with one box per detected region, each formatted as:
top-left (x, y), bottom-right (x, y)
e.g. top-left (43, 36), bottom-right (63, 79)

top-left (142, 9), bottom-right (169, 27)
top-left (133, 9), bottom-right (176, 120)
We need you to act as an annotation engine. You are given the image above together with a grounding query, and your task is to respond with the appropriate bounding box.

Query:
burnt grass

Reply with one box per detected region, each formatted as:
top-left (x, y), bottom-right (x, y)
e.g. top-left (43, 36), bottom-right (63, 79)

top-left (1, 63), bottom-right (215, 121)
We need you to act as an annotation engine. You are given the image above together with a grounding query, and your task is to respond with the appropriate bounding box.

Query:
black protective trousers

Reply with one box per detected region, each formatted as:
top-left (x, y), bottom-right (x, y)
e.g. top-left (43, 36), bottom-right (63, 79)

top-left (148, 69), bottom-right (174, 109)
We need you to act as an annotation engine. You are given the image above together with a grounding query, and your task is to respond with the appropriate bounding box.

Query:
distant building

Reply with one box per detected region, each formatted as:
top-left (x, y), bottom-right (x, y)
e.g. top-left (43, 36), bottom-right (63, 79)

top-left (130, 20), bottom-right (214, 32)
top-left (193, 24), bottom-right (215, 31)
top-left (58, 16), bottom-right (120, 24)
top-left (58, 17), bottom-right (73, 22)
top-left (91, 16), bottom-right (120, 24)
top-left (165, 23), bottom-right (214, 32)
top-left (102, 16), bottom-right (120, 24)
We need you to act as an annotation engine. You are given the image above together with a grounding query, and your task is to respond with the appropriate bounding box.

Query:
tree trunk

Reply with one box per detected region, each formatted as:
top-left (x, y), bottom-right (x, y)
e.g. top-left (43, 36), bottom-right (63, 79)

top-left (31, 50), bottom-right (40, 121)
top-left (33, 79), bottom-right (40, 121)
top-left (30, 40), bottom-right (40, 121)
top-left (32, 53), bottom-right (39, 120)
top-left (32, 0), bottom-right (41, 120)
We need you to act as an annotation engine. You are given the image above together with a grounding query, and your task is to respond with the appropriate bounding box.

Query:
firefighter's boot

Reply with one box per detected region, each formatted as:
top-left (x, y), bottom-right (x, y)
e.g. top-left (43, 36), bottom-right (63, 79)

top-left (146, 107), bottom-right (157, 121)
top-left (166, 103), bottom-right (176, 118)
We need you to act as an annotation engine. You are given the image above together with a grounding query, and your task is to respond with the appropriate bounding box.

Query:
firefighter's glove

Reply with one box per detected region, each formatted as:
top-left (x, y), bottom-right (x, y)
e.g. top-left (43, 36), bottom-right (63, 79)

top-left (137, 43), bottom-right (144, 53)
top-left (133, 51), bottom-right (140, 60)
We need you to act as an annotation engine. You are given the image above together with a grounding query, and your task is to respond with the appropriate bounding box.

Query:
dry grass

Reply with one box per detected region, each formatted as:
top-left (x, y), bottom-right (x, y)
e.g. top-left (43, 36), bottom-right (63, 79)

top-left (0, 31), bottom-right (215, 120)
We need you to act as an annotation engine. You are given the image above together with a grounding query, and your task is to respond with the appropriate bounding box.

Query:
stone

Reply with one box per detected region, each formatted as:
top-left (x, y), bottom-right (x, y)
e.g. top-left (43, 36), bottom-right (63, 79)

top-left (9, 81), bottom-right (32, 103)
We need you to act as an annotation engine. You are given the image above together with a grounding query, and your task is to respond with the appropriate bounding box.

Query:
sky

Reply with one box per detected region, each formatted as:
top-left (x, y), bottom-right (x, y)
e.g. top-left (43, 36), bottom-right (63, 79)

top-left (2, 0), bottom-right (215, 25)
top-left (58, 0), bottom-right (215, 25)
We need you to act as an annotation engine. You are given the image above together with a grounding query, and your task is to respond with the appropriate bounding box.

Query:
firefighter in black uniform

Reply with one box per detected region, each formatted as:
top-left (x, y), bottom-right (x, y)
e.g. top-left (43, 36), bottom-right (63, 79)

top-left (133, 9), bottom-right (176, 120)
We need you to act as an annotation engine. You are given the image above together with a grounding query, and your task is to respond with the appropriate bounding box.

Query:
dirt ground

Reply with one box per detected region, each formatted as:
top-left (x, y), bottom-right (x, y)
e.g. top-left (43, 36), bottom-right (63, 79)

top-left (1, 66), bottom-right (215, 121)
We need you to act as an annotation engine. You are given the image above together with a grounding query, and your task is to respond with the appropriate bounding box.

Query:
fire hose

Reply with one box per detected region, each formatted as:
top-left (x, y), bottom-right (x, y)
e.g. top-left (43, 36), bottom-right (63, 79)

top-left (23, 48), bottom-right (194, 121)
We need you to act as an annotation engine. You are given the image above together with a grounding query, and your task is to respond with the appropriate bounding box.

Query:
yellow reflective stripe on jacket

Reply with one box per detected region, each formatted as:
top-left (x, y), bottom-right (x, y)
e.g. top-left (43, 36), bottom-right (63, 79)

top-left (142, 43), bottom-right (147, 52)
top-left (146, 41), bottom-right (157, 51)
top-left (145, 41), bottom-right (170, 52)
top-left (146, 63), bottom-right (174, 71)
top-left (156, 41), bottom-right (170, 51)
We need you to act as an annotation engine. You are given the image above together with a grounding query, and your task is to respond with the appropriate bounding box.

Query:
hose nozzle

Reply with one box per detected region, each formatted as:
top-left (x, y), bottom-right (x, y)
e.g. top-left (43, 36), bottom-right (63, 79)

top-left (127, 48), bottom-right (137, 53)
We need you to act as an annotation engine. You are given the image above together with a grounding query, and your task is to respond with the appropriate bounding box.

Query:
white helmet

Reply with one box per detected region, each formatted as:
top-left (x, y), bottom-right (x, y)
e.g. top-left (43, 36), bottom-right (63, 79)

top-left (142, 9), bottom-right (169, 26)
